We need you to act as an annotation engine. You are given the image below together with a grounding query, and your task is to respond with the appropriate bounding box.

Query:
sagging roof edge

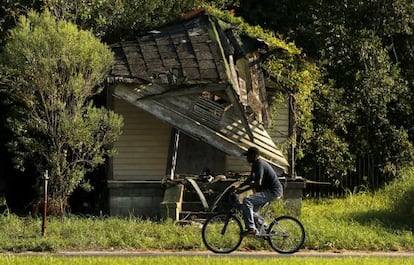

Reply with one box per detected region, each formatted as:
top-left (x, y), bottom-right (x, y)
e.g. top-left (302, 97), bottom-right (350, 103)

top-left (112, 85), bottom-right (289, 173)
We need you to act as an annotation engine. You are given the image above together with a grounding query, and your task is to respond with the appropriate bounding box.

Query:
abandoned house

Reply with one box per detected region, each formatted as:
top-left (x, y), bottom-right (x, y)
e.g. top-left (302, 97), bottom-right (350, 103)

top-left (105, 9), bottom-right (303, 220)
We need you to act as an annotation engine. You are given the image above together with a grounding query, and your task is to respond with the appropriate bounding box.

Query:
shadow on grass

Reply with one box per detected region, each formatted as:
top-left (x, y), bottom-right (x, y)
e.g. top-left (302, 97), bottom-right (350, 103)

top-left (349, 192), bottom-right (413, 231)
top-left (349, 209), bottom-right (412, 230)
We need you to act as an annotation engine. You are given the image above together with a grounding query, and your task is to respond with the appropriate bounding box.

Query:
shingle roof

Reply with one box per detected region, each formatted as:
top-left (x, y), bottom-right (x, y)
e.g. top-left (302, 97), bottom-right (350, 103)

top-left (110, 14), bottom-right (228, 84)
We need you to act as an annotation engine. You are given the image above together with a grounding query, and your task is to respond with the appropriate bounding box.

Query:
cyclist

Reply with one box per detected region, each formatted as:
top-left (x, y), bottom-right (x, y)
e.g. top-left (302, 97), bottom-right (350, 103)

top-left (236, 147), bottom-right (283, 235)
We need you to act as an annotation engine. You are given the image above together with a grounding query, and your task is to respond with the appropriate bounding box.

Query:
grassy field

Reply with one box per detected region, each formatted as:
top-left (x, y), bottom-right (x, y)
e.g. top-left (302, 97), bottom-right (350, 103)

top-left (1, 256), bottom-right (414, 265)
top-left (0, 168), bottom-right (413, 253)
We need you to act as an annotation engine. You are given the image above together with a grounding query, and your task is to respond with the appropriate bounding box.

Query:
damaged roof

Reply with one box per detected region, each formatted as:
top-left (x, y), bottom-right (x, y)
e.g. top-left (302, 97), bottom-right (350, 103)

top-left (108, 9), bottom-right (289, 172)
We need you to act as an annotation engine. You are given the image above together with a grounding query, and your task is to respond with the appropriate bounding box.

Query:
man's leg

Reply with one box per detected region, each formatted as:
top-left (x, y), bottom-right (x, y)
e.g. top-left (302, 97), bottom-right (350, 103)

top-left (241, 192), bottom-right (270, 232)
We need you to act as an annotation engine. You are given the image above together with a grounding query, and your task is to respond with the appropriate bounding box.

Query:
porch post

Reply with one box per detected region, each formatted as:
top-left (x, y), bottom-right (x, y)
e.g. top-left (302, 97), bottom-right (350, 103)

top-left (169, 129), bottom-right (180, 180)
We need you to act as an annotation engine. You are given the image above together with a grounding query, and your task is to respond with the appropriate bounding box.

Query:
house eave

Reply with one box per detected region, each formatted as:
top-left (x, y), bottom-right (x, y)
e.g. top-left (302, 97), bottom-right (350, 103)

top-left (113, 84), bottom-right (289, 172)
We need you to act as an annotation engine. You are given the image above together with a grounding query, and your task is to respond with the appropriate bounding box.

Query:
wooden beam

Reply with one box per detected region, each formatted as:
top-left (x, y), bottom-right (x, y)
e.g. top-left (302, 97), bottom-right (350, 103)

top-left (225, 86), bottom-right (254, 141)
top-left (114, 85), bottom-right (243, 158)
top-left (136, 82), bottom-right (228, 100)
top-left (114, 85), bottom-right (289, 172)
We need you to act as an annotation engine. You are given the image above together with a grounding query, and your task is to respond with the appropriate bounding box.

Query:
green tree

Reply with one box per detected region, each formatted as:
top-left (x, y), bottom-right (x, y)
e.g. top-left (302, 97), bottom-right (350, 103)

top-left (44, 0), bottom-right (197, 42)
top-left (0, 11), bottom-right (123, 214)
top-left (1, 1), bottom-right (197, 44)
top-left (236, 0), bottom-right (414, 187)
top-left (0, 0), bottom-right (44, 46)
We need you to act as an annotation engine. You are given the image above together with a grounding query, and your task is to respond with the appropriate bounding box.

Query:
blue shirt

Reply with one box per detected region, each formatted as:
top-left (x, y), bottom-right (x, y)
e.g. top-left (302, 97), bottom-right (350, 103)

top-left (249, 159), bottom-right (283, 197)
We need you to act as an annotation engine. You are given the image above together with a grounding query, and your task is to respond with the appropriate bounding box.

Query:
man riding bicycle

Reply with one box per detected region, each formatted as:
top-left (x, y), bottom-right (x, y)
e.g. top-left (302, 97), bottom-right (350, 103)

top-left (235, 147), bottom-right (283, 235)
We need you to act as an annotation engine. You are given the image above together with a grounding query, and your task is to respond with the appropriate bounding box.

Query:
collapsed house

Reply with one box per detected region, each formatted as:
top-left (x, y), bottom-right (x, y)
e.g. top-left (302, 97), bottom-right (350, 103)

top-left (106, 9), bottom-right (303, 220)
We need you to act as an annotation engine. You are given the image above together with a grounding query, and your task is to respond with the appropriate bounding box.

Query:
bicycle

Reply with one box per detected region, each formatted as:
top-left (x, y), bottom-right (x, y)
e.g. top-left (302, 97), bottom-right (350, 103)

top-left (201, 193), bottom-right (306, 254)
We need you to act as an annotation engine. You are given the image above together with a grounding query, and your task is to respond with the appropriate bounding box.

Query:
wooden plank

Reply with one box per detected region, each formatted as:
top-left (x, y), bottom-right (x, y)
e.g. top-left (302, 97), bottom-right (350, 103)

top-left (189, 35), bottom-right (210, 43)
top-left (186, 178), bottom-right (209, 211)
top-left (112, 97), bottom-right (171, 180)
top-left (158, 44), bottom-right (177, 54)
top-left (161, 58), bottom-right (180, 67)
top-left (155, 37), bottom-right (173, 45)
top-left (177, 50), bottom-right (196, 59)
top-left (225, 86), bottom-right (254, 141)
top-left (138, 83), bottom-right (227, 100)
top-left (114, 85), bottom-right (289, 172)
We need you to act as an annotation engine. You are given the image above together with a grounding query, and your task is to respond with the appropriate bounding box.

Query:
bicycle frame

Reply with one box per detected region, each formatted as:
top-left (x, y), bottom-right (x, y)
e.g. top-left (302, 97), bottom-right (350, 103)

top-left (201, 201), bottom-right (306, 254)
top-left (220, 212), bottom-right (233, 235)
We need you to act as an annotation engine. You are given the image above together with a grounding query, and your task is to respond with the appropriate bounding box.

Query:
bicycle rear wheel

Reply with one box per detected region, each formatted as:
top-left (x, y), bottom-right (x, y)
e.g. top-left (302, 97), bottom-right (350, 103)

top-left (201, 213), bottom-right (243, 254)
top-left (267, 215), bottom-right (305, 254)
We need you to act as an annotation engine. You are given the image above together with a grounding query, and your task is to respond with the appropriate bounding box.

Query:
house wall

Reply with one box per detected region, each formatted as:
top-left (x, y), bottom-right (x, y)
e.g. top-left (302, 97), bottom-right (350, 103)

top-left (112, 97), bottom-right (171, 181)
top-left (270, 97), bottom-right (290, 144)
top-left (108, 97), bottom-right (171, 217)
top-left (225, 155), bottom-right (250, 173)
top-left (108, 95), bottom-right (291, 218)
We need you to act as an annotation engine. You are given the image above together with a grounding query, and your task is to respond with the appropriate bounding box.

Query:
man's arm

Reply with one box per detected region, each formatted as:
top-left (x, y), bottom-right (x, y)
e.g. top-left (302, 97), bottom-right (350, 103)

top-left (235, 176), bottom-right (254, 193)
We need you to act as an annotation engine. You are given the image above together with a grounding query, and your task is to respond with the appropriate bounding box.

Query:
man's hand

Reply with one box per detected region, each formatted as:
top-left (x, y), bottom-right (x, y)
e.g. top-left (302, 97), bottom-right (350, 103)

top-left (235, 183), bottom-right (253, 194)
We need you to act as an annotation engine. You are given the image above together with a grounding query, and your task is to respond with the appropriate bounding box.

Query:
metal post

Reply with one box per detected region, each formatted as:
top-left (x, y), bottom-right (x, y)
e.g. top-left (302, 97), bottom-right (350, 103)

top-left (169, 130), bottom-right (180, 180)
top-left (42, 170), bottom-right (49, 237)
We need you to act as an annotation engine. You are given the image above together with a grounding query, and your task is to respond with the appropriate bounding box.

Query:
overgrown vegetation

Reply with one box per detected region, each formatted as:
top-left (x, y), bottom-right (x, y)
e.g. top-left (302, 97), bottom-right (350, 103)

top-left (235, 0), bottom-right (414, 188)
top-left (0, 11), bottom-right (123, 214)
top-left (0, 169), bottom-right (412, 252)
top-left (0, 1), bottom-right (315, 213)
top-left (1, 0), bottom-right (414, 216)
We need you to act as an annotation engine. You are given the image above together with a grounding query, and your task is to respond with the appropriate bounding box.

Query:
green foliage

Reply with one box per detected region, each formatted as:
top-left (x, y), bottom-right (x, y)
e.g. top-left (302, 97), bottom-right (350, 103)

top-left (44, 0), bottom-right (197, 41)
top-left (1, 1), bottom-right (198, 44)
top-left (0, 0), bottom-right (44, 46)
top-left (263, 55), bottom-right (319, 158)
top-left (378, 167), bottom-right (414, 225)
top-left (206, 5), bottom-right (300, 55)
top-left (235, 0), bottom-right (414, 187)
top-left (205, 4), bottom-right (318, 162)
top-left (0, 11), bottom-right (123, 212)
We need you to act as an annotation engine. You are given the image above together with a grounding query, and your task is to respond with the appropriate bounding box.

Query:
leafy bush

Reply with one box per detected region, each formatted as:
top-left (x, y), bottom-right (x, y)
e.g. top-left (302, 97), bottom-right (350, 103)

top-left (378, 167), bottom-right (414, 226)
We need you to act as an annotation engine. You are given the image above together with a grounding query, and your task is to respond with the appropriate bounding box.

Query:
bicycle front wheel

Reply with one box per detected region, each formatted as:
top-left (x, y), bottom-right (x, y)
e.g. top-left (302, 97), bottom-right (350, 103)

top-left (201, 213), bottom-right (243, 254)
top-left (267, 215), bottom-right (305, 254)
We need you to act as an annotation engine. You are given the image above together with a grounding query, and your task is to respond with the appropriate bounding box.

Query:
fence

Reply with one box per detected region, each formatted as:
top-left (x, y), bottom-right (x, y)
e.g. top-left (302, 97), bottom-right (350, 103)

top-left (303, 156), bottom-right (390, 198)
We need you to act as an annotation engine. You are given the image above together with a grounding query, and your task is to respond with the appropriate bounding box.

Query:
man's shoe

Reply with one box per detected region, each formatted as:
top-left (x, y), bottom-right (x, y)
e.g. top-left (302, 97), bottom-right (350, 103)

top-left (242, 228), bottom-right (257, 236)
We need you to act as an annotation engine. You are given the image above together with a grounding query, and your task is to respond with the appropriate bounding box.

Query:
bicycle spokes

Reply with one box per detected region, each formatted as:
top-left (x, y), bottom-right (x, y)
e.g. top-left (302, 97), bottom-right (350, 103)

top-left (201, 213), bottom-right (243, 254)
top-left (267, 216), bottom-right (305, 254)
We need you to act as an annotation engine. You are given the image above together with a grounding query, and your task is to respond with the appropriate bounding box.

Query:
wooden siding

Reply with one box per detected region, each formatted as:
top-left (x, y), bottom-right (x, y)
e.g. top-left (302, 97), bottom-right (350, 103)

top-left (114, 84), bottom-right (289, 171)
top-left (225, 155), bottom-right (250, 173)
top-left (112, 97), bottom-right (171, 180)
top-left (269, 97), bottom-right (290, 144)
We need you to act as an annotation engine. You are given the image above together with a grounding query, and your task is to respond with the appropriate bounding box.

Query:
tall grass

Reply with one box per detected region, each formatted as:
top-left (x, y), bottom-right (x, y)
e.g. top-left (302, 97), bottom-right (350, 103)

top-left (0, 167), bottom-right (413, 252)
top-left (0, 215), bottom-right (202, 252)
top-left (301, 167), bottom-right (414, 251)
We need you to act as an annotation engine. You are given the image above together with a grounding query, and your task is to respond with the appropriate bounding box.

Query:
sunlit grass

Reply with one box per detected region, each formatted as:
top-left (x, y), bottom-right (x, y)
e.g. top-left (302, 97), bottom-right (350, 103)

top-left (0, 257), bottom-right (413, 265)
top-left (0, 168), bottom-right (413, 253)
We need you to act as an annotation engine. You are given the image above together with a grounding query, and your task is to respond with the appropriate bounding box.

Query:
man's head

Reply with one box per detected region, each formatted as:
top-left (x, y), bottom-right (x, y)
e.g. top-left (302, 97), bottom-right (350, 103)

top-left (243, 147), bottom-right (260, 163)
